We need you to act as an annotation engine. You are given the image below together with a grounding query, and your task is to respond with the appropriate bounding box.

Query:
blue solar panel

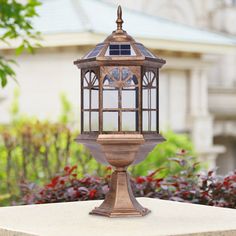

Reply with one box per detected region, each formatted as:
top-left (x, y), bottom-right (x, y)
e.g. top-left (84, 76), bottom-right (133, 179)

top-left (109, 44), bottom-right (131, 56)
top-left (135, 43), bottom-right (154, 58)
top-left (86, 43), bottom-right (104, 58)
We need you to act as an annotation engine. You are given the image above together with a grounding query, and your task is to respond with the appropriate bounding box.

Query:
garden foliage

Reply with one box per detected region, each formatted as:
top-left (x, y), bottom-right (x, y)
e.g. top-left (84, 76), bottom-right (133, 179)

top-left (21, 161), bottom-right (236, 209)
top-left (0, 119), bottom-right (102, 205)
top-left (0, 0), bottom-right (41, 88)
top-left (0, 118), bottom-right (195, 206)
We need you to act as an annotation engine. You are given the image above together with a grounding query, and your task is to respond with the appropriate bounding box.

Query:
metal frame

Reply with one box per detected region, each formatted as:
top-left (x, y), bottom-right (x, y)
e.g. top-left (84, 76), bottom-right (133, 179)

top-left (141, 67), bottom-right (158, 133)
top-left (75, 6), bottom-right (165, 136)
top-left (81, 68), bottom-right (99, 132)
top-left (80, 66), bottom-right (159, 134)
top-left (100, 66), bottom-right (140, 133)
top-left (74, 5), bottom-right (166, 218)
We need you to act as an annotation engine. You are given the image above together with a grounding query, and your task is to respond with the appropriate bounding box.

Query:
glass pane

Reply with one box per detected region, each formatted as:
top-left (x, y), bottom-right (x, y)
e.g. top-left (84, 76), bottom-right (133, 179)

top-left (120, 50), bottom-right (131, 55)
top-left (124, 75), bottom-right (137, 88)
top-left (91, 112), bottom-right (98, 131)
top-left (136, 43), bottom-right (154, 58)
top-left (84, 74), bottom-right (89, 86)
top-left (151, 88), bottom-right (156, 109)
top-left (142, 111), bottom-right (148, 131)
top-left (142, 111), bottom-right (156, 131)
top-left (121, 45), bottom-right (130, 50)
top-left (110, 45), bottom-right (119, 50)
top-left (83, 111), bottom-right (89, 131)
top-left (110, 50), bottom-right (119, 55)
top-left (122, 112), bottom-right (136, 131)
top-left (122, 90), bottom-right (136, 108)
top-left (83, 112), bottom-right (99, 131)
top-left (103, 90), bottom-right (118, 108)
top-left (91, 72), bottom-right (98, 87)
top-left (91, 89), bottom-right (98, 108)
top-left (83, 89), bottom-right (89, 109)
top-left (151, 111), bottom-right (157, 131)
top-left (142, 89), bottom-right (148, 109)
top-left (103, 75), bottom-right (113, 87)
top-left (142, 88), bottom-right (156, 109)
top-left (103, 112), bottom-right (118, 131)
top-left (86, 44), bottom-right (104, 58)
top-left (122, 68), bottom-right (130, 81)
top-left (152, 77), bottom-right (157, 87)
top-left (109, 45), bottom-right (131, 56)
top-left (111, 68), bottom-right (119, 80)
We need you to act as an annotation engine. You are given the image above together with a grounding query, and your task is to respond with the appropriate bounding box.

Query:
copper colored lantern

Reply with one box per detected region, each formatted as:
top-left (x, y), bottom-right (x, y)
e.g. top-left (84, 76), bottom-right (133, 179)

top-left (74, 6), bottom-right (166, 217)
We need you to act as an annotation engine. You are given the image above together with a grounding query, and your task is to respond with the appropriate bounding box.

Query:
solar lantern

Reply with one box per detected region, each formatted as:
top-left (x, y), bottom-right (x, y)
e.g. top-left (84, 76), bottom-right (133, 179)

top-left (74, 6), bottom-right (166, 217)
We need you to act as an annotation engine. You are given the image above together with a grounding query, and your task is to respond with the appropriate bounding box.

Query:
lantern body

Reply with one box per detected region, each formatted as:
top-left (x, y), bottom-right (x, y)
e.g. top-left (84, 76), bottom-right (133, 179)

top-left (74, 6), bottom-right (166, 217)
top-left (81, 66), bottom-right (159, 134)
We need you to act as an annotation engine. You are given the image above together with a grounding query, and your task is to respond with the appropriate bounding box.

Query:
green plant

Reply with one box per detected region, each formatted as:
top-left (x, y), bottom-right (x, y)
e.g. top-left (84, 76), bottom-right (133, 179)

top-left (0, 0), bottom-right (41, 88)
top-left (0, 119), bottom-right (106, 205)
top-left (21, 162), bottom-right (236, 209)
top-left (0, 119), bottom-right (198, 206)
top-left (59, 93), bottom-right (74, 125)
top-left (9, 87), bottom-right (20, 120)
top-left (130, 130), bottom-right (196, 177)
top-left (1, 92), bottom-right (200, 205)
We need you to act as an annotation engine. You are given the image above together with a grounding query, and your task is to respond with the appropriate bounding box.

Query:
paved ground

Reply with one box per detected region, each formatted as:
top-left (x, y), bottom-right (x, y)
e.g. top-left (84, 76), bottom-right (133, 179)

top-left (0, 198), bottom-right (235, 236)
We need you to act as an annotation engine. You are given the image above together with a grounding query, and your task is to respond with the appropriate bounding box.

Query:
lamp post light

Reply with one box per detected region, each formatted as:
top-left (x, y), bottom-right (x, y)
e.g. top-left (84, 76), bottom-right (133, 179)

top-left (74, 6), bottom-right (166, 217)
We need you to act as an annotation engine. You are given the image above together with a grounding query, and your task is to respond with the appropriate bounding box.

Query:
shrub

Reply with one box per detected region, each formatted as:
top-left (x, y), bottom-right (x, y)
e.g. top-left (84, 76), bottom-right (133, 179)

top-left (21, 165), bottom-right (110, 204)
top-left (21, 160), bottom-right (236, 209)
top-left (0, 91), bottom-right (199, 206)
top-left (0, 117), bottom-right (198, 206)
top-left (130, 130), bottom-right (196, 177)
top-left (0, 119), bottom-right (106, 205)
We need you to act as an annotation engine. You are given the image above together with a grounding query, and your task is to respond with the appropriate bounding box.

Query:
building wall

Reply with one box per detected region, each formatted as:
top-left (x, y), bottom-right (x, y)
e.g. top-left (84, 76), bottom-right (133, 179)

top-left (104, 0), bottom-right (236, 174)
top-left (159, 70), bottom-right (188, 132)
top-left (0, 47), bottom-right (83, 126)
top-left (0, 49), bottom-right (189, 133)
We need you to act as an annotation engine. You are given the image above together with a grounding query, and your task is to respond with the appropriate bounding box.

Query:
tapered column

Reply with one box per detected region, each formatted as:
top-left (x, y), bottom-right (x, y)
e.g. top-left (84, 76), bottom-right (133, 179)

top-left (90, 169), bottom-right (149, 217)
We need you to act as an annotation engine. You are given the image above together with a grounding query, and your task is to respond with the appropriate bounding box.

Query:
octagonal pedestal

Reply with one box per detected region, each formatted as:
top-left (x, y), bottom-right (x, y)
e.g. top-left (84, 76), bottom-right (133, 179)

top-left (90, 169), bottom-right (150, 217)
top-left (76, 134), bottom-right (165, 217)
top-left (90, 134), bottom-right (150, 217)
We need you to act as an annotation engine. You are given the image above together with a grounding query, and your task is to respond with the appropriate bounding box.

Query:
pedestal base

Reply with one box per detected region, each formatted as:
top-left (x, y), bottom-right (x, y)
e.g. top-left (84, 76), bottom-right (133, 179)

top-left (90, 170), bottom-right (150, 217)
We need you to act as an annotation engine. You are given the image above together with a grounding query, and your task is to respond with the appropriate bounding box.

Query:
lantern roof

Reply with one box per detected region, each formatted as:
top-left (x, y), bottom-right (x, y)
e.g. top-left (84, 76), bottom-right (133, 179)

top-left (74, 6), bottom-right (166, 68)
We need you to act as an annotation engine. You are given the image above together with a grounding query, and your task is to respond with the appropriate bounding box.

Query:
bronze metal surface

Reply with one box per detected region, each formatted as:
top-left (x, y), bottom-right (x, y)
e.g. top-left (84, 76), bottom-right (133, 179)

top-left (74, 6), bottom-right (166, 217)
top-left (89, 134), bottom-right (150, 217)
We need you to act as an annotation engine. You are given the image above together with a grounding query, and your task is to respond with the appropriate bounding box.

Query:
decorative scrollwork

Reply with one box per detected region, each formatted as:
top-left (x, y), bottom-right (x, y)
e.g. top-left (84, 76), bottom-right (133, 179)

top-left (103, 67), bottom-right (138, 89)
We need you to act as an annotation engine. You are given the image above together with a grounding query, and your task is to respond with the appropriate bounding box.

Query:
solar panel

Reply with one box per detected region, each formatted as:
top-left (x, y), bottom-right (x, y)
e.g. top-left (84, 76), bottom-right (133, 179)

top-left (135, 43), bottom-right (154, 58)
top-left (109, 44), bottom-right (131, 56)
top-left (86, 43), bottom-right (104, 58)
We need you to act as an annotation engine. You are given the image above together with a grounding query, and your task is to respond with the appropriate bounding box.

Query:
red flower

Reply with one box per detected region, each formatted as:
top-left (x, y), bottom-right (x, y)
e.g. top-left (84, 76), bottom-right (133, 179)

top-left (147, 177), bottom-right (153, 183)
top-left (64, 166), bottom-right (70, 172)
top-left (136, 177), bottom-right (145, 184)
top-left (69, 165), bottom-right (77, 175)
top-left (89, 189), bottom-right (97, 199)
top-left (46, 176), bottom-right (59, 188)
top-left (64, 165), bottom-right (78, 175)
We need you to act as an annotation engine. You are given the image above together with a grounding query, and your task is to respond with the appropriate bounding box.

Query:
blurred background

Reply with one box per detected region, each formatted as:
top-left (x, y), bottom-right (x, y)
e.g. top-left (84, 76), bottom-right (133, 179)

top-left (0, 0), bottom-right (236, 205)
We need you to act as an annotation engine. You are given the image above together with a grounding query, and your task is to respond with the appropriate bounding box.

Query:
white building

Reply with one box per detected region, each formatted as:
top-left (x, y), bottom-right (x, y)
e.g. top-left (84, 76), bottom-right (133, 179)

top-left (1, 0), bottom-right (236, 174)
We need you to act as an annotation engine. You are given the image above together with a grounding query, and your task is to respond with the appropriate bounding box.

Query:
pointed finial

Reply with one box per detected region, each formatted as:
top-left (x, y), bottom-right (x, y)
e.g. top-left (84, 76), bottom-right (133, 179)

top-left (116, 5), bottom-right (123, 31)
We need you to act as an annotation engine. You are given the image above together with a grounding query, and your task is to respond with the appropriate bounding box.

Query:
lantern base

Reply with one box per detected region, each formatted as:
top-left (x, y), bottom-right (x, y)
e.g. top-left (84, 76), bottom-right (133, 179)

top-left (90, 169), bottom-right (150, 217)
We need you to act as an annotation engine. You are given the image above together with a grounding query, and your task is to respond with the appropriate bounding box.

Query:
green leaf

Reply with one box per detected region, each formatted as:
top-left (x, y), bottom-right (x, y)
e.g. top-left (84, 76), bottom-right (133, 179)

top-left (1, 76), bottom-right (7, 87)
top-left (15, 44), bottom-right (25, 56)
top-left (0, 0), bottom-right (41, 89)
